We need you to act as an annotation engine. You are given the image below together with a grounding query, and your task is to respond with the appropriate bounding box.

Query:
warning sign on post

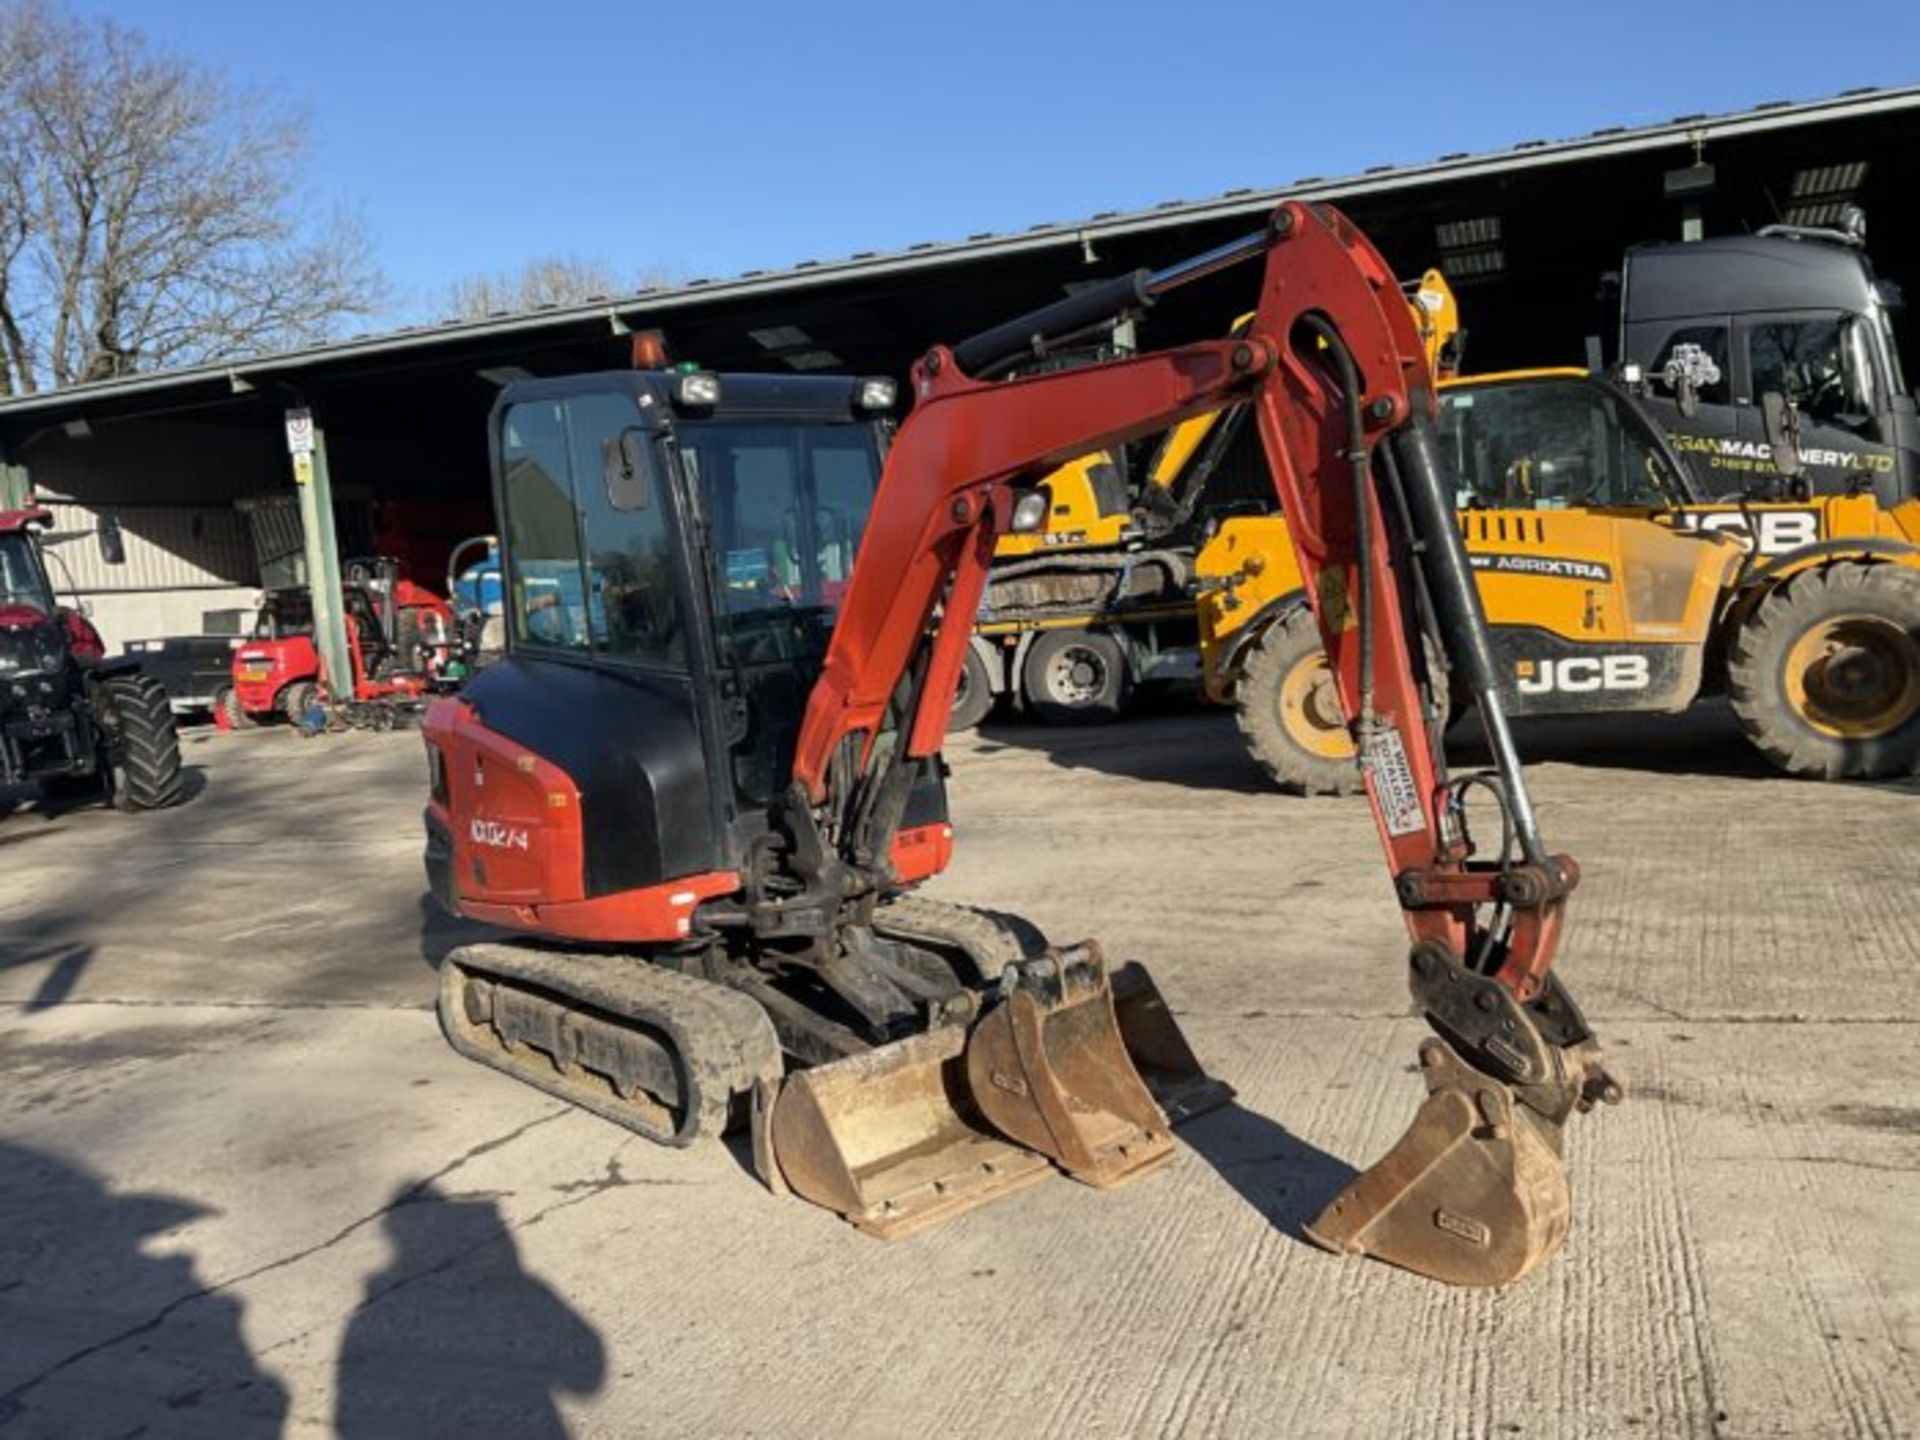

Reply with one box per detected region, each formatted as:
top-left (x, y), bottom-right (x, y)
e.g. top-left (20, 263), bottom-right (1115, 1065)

top-left (291, 452), bottom-right (315, 486)
top-left (284, 408), bottom-right (315, 456)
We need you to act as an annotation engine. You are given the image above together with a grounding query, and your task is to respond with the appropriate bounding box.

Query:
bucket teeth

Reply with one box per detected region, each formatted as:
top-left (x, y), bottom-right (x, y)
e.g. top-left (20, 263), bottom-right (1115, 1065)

top-left (1304, 1037), bottom-right (1572, 1287)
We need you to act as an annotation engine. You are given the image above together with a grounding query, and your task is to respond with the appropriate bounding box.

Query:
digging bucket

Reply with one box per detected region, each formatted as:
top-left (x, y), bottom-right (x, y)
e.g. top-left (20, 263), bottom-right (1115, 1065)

top-left (1304, 1037), bottom-right (1572, 1287)
top-left (1108, 960), bottom-right (1235, 1125)
top-left (964, 943), bottom-right (1177, 1189)
top-left (755, 1025), bottom-right (1054, 1239)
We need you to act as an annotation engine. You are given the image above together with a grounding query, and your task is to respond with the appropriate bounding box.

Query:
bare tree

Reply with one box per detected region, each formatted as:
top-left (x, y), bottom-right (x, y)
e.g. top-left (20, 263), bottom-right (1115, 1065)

top-left (446, 255), bottom-right (677, 321)
top-left (0, 1), bottom-right (384, 394)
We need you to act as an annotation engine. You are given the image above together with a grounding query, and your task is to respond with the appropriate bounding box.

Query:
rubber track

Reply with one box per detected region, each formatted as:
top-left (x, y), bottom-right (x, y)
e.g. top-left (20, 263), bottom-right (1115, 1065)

top-left (872, 895), bottom-right (1049, 982)
top-left (441, 943), bottom-right (782, 1145)
top-left (101, 673), bottom-right (183, 810)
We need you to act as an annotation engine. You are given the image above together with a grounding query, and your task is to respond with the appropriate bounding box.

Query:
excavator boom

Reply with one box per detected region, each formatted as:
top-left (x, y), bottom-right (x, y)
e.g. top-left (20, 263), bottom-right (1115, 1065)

top-left (778, 201), bottom-right (1617, 1283)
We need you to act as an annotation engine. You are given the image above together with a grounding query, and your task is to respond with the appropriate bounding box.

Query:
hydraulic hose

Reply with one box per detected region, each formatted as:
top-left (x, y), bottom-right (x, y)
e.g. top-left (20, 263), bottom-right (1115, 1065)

top-left (1297, 315), bottom-right (1376, 742)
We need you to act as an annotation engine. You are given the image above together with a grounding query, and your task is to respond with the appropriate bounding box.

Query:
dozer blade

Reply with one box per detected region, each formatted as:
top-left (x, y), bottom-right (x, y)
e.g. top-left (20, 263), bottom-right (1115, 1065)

top-left (1110, 960), bottom-right (1235, 1125)
top-left (965, 943), bottom-right (1177, 1189)
top-left (756, 1025), bottom-right (1053, 1239)
top-left (1304, 1037), bottom-right (1572, 1288)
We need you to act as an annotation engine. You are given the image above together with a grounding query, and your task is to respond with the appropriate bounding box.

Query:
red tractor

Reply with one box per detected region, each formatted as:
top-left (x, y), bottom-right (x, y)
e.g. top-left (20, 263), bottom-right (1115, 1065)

top-left (220, 556), bottom-right (458, 730)
top-left (0, 507), bottom-right (182, 811)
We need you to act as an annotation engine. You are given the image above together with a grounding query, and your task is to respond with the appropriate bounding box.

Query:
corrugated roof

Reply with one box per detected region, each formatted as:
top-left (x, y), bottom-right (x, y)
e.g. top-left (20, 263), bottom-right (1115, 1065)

top-left (1, 81), bottom-right (1914, 422)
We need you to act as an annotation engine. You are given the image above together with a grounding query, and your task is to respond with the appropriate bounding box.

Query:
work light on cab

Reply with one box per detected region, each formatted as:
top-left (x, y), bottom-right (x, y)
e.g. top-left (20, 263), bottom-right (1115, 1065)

top-left (673, 371), bottom-right (721, 408)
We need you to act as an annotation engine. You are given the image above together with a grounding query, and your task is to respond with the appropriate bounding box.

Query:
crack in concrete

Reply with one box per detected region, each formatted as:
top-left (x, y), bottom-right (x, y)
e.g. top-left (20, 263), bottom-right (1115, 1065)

top-left (0, 1108), bottom-right (569, 1408)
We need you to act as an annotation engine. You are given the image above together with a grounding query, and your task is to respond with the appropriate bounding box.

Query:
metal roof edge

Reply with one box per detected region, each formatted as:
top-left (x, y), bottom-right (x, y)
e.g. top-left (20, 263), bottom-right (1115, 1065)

top-left (2, 82), bottom-right (1913, 424)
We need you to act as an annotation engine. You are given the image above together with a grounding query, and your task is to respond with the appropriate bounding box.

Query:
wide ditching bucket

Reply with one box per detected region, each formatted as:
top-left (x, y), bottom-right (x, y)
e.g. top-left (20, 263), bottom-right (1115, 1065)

top-left (757, 944), bottom-right (1208, 1236)
top-left (1304, 1037), bottom-right (1572, 1287)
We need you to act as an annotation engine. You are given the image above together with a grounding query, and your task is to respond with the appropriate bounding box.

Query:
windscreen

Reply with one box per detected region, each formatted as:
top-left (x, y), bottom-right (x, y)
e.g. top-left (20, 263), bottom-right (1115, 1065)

top-left (677, 420), bottom-right (884, 806)
top-left (254, 590), bottom-right (315, 640)
top-left (0, 534), bottom-right (55, 616)
top-left (1437, 379), bottom-right (1685, 510)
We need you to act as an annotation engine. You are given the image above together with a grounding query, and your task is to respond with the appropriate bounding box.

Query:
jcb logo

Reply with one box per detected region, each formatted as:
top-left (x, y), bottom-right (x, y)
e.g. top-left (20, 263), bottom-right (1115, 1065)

top-left (1677, 509), bottom-right (1820, 556)
top-left (1515, 655), bottom-right (1650, 695)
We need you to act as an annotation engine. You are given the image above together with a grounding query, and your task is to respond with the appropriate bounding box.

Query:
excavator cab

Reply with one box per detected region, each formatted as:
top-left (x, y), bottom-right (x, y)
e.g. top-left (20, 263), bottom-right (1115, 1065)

top-left (428, 367), bottom-right (1218, 1237)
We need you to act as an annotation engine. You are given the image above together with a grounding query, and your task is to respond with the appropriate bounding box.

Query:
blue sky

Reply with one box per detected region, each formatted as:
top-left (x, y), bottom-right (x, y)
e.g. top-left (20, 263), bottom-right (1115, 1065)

top-left (67, 0), bottom-right (1920, 323)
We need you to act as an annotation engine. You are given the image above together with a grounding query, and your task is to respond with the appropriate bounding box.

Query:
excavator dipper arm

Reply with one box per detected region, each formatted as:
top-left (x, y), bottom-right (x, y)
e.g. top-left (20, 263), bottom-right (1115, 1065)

top-left (788, 202), bottom-right (1618, 1285)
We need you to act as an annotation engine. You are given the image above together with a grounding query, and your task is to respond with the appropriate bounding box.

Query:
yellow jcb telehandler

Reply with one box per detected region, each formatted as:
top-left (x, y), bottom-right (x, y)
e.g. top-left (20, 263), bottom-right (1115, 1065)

top-left (1197, 367), bottom-right (1920, 786)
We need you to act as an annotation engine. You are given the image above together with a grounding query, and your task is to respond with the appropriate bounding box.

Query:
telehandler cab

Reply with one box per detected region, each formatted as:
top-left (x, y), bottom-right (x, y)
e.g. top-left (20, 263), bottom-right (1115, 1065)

top-left (424, 204), bottom-right (1617, 1287)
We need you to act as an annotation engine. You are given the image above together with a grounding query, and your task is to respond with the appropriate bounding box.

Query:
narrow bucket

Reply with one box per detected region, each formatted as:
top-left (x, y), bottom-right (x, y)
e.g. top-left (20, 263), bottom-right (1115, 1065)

top-left (965, 944), bottom-right (1176, 1189)
top-left (1109, 961), bottom-right (1235, 1125)
top-left (757, 1025), bottom-right (1052, 1239)
top-left (1304, 1037), bottom-right (1572, 1287)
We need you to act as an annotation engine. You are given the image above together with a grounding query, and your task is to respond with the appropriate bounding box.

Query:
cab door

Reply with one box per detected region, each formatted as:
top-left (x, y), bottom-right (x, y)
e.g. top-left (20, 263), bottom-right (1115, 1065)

top-left (1437, 374), bottom-right (1726, 715)
top-left (1733, 311), bottom-right (1903, 500)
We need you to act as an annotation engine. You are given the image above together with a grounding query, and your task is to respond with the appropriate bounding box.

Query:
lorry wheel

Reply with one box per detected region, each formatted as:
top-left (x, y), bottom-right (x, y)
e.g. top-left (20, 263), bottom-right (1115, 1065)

top-left (99, 674), bottom-right (185, 811)
top-left (280, 680), bottom-right (320, 728)
top-left (1023, 629), bottom-right (1129, 725)
top-left (1728, 562), bottom-right (1920, 779)
top-left (1234, 607), bottom-right (1363, 795)
top-left (948, 646), bottom-right (996, 732)
top-left (218, 686), bottom-right (257, 730)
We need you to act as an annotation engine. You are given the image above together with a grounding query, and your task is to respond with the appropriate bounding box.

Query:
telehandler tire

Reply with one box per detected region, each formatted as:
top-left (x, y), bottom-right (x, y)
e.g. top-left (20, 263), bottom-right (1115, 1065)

top-left (1235, 607), bottom-right (1452, 795)
top-left (98, 673), bottom-right (185, 810)
top-left (947, 646), bottom-right (996, 732)
top-left (1727, 561), bottom-right (1920, 780)
top-left (1235, 607), bottom-right (1364, 795)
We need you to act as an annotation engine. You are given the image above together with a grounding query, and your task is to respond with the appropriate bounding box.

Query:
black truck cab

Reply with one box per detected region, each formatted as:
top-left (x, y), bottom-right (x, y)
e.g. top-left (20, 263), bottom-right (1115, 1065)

top-left (1618, 221), bottom-right (1918, 504)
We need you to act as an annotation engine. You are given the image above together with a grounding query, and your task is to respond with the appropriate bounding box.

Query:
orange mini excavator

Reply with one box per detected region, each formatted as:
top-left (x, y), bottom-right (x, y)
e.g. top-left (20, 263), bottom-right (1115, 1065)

top-left (423, 202), bottom-right (1621, 1286)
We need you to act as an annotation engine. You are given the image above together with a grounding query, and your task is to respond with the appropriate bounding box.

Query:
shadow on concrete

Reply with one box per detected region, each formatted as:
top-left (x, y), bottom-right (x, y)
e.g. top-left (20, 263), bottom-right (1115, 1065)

top-left (1177, 1102), bottom-right (1358, 1243)
top-left (0, 1140), bottom-right (289, 1436)
top-left (973, 696), bottom-right (1814, 795)
top-left (417, 892), bottom-right (503, 974)
top-left (334, 1183), bottom-right (605, 1440)
top-left (973, 708), bottom-right (1277, 796)
top-left (0, 938), bottom-right (95, 1011)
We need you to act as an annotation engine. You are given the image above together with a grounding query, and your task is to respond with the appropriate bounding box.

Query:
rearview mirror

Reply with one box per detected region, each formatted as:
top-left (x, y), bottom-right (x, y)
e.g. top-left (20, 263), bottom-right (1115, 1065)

top-left (603, 430), bottom-right (651, 511)
top-left (1761, 392), bottom-right (1805, 480)
top-left (96, 514), bottom-right (125, 566)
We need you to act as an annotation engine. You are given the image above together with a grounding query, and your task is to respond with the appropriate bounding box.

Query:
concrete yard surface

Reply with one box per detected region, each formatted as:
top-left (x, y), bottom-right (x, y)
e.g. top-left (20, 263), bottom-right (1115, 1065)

top-left (1, 709), bottom-right (1916, 1438)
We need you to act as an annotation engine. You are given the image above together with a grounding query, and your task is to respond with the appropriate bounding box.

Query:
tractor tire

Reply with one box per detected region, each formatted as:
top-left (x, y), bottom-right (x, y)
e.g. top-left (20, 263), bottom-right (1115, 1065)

top-left (280, 680), bottom-right (320, 728)
top-left (1233, 607), bottom-right (1453, 796)
top-left (948, 646), bottom-right (996, 732)
top-left (218, 686), bottom-right (258, 730)
top-left (98, 673), bottom-right (184, 811)
top-left (1726, 562), bottom-right (1920, 780)
top-left (1022, 628), bottom-right (1130, 725)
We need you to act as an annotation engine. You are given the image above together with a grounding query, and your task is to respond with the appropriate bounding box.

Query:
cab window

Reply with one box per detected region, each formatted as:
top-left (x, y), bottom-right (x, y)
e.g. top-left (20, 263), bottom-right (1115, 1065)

top-left (1747, 316), bottom-right (1875, 434)
top-left (1437, 378), bottom-right (1681, 510)
top-left (567, 393), bottom-right (683, 666)
top-left (501, 400), bottom-right (591, 653)
top-left (500, 392), bottom-right (683, 665)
